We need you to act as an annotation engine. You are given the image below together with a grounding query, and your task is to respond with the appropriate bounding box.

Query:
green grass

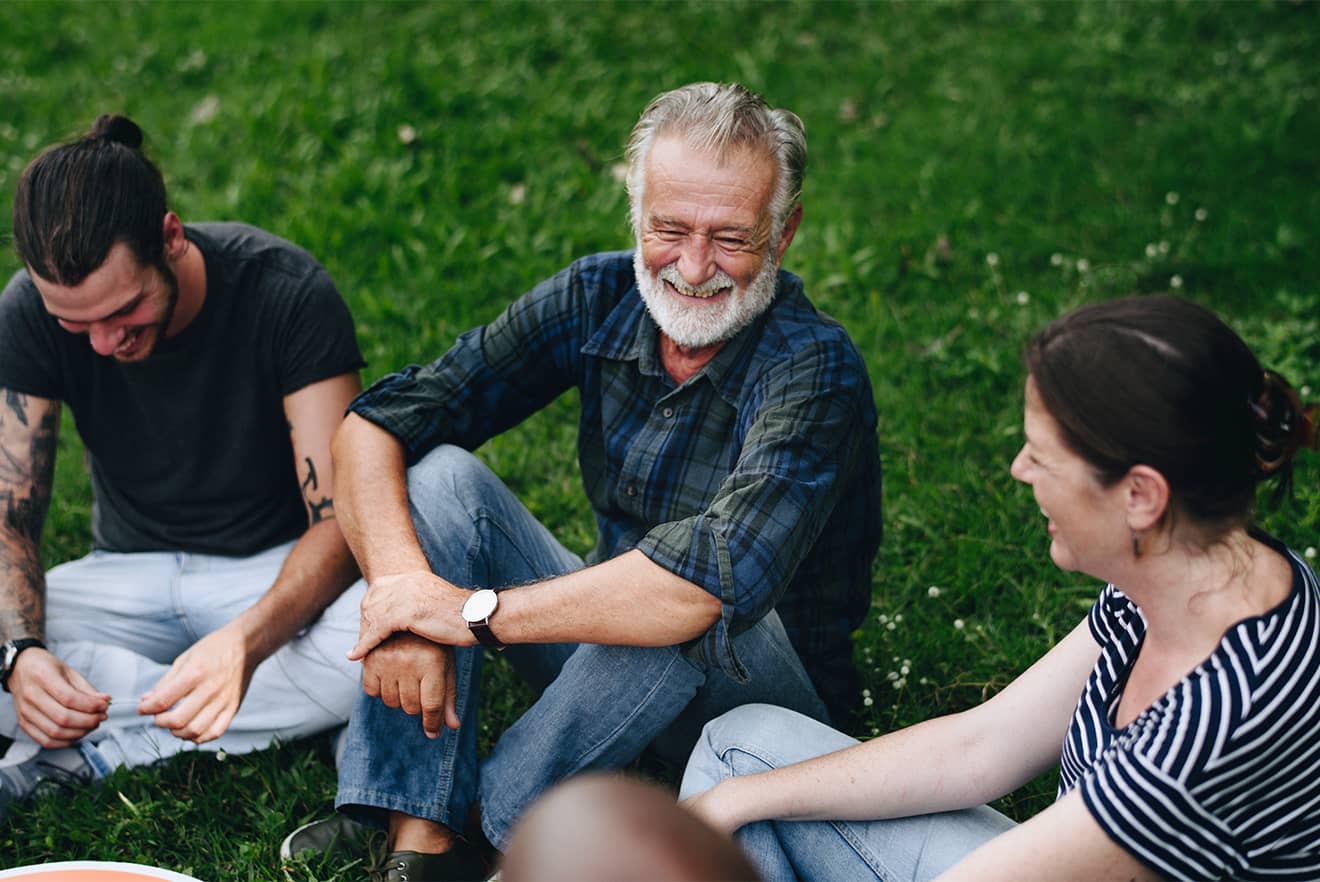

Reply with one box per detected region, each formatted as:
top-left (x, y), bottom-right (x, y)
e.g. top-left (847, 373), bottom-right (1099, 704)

top-left (2, 0), bottom-right (1318, 877)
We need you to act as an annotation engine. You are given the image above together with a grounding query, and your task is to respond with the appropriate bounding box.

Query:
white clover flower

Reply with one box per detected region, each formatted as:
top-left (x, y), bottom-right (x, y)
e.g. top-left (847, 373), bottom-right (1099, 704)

top-left (1301, 385), bottom-right (1311, 397)
top-left (900, 664), bottom-right (910, 676)
top-left (986, 252), bottom-right (1000, 268)
top-left (870, 726), bottom-right (880, 735)
top-left (920, 677), bottom-right (929, 685)
top-left (863, 696), bottom-right (874, 707)
top-left (1158, 241), bottom-right (1170, 255)
top-left (1305, 547), bottom-right (1316, 560)
top-left (878, 613), bottom-right (890, 625)
top-left (509, 183), bottom-right (527, 205)
top-left (1050, 253), bottom-right (1064, 267)
top-left (1145, 243), bottom-right (1158, 259)
top-left (1170, 275), bottom-right (1184, 289)
top-left (886, 621), bottom-right (897, 631)
top-left (1015, 291), bottom-right (1030, 305)
top-left (886, 671), bottom-right (899, 681)
top-left (953, 619), bottom-right (965, 630)
top-left (894, 614), bottom-right (903, 623)
top-left (1076, 259), bottom-right (1090, 273)
top-left (1195, 208), bottom-right (1208, 222)
top-left (397, 124), bottom-right (418, 145)
top-left (216, 749), bottom-right (228, 763)
top-left (893, 678), bottom-right (907, 689)
top-left (862, 688), bottom-right (872, 697)
top-left (928, 586), bottom-right (941, 598)
top-left (189, 95), bottom-right (220, 126)
top-left (1165, 191), bottom-right (1180, 205)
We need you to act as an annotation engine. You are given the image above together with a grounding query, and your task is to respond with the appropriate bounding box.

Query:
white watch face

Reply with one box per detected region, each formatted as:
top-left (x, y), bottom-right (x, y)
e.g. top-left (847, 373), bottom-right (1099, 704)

top-left (463, 589), bottom-right (498, 622)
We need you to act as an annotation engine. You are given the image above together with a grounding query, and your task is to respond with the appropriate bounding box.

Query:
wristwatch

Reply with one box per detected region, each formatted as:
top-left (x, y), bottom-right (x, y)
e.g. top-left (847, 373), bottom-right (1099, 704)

top-left (1, 637), bottom-right (45, 693)
top-left (461, 589), bottom-right (505, 651)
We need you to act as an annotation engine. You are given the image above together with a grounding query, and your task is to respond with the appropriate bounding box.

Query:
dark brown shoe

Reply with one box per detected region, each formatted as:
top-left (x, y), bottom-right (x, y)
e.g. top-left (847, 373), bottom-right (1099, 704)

top-left (372, 844), bottom-right (493, 882)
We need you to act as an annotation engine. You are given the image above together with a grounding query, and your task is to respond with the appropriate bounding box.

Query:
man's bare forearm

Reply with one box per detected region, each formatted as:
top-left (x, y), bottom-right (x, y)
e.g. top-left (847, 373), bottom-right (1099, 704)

top-left (331, 413), bottom-right (431, 580)
top-left (0, 390), bottom-right (58, 641)
top-left (227, 518), bottom-right (360, 663)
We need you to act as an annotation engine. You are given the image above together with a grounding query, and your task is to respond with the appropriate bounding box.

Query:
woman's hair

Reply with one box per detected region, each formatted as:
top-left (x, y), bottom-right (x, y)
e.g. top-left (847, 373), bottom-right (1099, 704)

top-left (1026, 295), bottom-right (1316, 536)
top-left (12, 114), bottom-right (167, 285)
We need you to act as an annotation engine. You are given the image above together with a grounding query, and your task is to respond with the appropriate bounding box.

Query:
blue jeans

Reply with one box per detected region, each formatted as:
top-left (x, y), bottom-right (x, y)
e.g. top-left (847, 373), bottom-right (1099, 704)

top-left (335, 445), bottom-right (827, 849)
top-left (679, 704), bottom-right (1018, 882)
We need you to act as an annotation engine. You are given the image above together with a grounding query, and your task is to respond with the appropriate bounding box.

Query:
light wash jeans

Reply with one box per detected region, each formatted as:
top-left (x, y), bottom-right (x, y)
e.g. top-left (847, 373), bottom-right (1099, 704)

top-left (335, 445), bottom-right (828, 850)
top-left (0, 539), bottom-right (365, 777)
top-left (680, 704), bottom-right (1018, 882)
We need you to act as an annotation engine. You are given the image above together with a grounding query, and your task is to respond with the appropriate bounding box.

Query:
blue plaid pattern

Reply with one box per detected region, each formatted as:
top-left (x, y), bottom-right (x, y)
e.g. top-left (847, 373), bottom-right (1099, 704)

top-left (350, 251), bottom-right (881, 717)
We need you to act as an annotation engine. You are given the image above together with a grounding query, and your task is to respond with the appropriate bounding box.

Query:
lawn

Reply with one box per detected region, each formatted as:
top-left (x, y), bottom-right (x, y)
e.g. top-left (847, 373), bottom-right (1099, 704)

top-left (1, 0), bottom-right (1317, 878)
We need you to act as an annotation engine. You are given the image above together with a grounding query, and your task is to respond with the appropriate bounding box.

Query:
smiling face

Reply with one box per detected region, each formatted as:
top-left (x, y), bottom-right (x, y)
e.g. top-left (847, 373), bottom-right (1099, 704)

top-left (633, 136), bottom-right (794, 351)
top-left (30, 241), bottom-right (179, 363)
top-left (1010, 376), bottom-right (1129, 578)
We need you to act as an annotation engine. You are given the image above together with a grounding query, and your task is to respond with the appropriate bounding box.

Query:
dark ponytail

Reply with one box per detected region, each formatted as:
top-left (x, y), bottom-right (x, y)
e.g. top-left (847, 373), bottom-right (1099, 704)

top-left (1251, 370), bottom-right (1318, 503)
top-left (91, 113), bottom-right (145, 149)
top-left (12, 114), bottom-right (167, 285)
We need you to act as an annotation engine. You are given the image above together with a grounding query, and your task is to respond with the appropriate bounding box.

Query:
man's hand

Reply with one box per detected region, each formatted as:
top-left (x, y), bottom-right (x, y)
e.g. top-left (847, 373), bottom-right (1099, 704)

top-left (137, 621), bottom-right (255, 743)
top-left (361, 633), bottom-right (460, 737)
top-left (7, 648), bottom-right (110, 748)
top-left (348, 570), bottom-right (472, 660)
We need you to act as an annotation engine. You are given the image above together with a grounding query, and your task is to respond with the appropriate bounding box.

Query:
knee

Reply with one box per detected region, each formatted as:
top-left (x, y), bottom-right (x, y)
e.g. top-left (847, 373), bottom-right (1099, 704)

top-left (407, 444), bottom-right (491, 499)
top-left (405, 445), bottom-right (499, 539)
top-left (697, 703), bottom-right (788, 757)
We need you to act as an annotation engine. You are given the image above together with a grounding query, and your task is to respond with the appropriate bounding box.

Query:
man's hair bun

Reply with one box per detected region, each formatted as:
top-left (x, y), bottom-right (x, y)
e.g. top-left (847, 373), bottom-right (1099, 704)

top-left (91, 114), bottom-right (144, 149)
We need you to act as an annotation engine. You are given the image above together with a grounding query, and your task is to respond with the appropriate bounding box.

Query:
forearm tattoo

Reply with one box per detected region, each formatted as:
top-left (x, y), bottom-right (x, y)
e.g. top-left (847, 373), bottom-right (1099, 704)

top-left (300, 456), bottom-right (336, 525)
top-left (0, 391), bottom-right (56, 637)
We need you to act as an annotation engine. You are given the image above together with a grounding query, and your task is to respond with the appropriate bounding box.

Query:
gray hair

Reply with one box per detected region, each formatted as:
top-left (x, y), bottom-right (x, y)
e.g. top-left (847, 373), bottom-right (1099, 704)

top-left (624, 82), bottom-right (807, 244)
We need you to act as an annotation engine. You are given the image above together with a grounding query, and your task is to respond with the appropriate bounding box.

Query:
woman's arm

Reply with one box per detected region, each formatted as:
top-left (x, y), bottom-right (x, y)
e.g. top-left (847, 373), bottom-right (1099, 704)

top-left (687, 618), bottom-right (1100, 832)
top-left (935, 788), bottom-right (1160, 882)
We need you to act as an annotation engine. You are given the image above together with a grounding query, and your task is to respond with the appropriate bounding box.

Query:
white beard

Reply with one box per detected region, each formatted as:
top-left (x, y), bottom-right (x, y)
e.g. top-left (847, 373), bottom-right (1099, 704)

top-left (633, 249), bottom-right (780, 349)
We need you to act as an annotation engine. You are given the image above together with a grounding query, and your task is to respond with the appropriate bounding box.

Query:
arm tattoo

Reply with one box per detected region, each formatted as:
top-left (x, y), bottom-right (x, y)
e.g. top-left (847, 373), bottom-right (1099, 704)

top-left (5, 390), bottom-right (28, 427)
top-left (0, 391), bottom-right (56, 638)
top-left (299, 456), bottom-right (336, 525)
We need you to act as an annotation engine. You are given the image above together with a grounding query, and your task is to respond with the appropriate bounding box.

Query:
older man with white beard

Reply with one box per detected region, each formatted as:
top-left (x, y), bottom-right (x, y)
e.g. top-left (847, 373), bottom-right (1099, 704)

top-left (282, 82), bottom-right (882, 881)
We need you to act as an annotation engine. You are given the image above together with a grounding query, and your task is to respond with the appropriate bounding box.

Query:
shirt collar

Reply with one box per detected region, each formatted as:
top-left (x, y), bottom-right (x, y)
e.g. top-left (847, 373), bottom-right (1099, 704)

top-left (581, 261), bottom-right (785, 404)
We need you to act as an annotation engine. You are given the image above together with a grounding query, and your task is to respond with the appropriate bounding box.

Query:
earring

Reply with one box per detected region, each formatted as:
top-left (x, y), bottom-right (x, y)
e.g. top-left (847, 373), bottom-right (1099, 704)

top-left (1131, 529), bottom-right (1143, 559)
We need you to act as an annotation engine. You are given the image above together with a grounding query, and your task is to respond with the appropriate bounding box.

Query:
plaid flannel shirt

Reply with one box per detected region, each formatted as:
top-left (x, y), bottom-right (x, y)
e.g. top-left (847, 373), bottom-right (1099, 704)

top-left (349, 251), bottom-right (881, 716)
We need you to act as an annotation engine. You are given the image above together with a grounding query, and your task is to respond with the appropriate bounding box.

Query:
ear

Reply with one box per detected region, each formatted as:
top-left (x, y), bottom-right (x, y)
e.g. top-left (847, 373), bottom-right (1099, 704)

top-left (773, 204), bottom-right (803, 264)
top-left (161, 212), bottom-right (187, 261)
top-left (1124, 464), bottom-right (1170, 532)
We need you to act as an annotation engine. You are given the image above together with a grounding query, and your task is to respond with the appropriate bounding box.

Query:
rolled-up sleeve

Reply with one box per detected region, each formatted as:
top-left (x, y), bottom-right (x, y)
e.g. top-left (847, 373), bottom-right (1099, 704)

top-left (635, 340), bottom-right (873, 678)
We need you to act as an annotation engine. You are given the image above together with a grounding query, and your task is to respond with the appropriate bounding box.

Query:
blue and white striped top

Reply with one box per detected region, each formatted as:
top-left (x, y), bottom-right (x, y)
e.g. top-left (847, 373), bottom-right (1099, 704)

top-left (1057, 533), bottom-right (1320, 880)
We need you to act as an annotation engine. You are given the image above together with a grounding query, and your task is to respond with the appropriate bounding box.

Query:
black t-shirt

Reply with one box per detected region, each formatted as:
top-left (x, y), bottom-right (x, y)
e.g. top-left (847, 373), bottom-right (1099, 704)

top-left (0, 223), bottom-right (365, 555)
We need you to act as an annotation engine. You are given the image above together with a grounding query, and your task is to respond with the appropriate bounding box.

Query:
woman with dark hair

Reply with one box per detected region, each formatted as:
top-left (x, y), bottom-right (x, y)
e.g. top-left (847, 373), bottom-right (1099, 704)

top-left (681, 295), bottom-right (1319, 881)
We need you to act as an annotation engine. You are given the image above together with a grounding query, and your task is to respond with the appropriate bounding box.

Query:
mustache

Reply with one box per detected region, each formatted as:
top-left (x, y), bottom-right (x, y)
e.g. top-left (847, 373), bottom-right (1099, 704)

top-left (656, 263), bottom-right (737, 295)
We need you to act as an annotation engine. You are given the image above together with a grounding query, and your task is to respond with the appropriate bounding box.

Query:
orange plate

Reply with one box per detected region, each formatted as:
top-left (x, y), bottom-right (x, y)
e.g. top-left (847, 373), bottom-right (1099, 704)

top-left (0, 862), bottom-right (202, 881)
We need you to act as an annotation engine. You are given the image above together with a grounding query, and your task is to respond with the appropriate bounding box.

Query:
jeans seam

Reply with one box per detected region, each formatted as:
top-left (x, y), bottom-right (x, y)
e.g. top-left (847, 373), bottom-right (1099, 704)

top-left (563, 647), bottom-right (697, 770)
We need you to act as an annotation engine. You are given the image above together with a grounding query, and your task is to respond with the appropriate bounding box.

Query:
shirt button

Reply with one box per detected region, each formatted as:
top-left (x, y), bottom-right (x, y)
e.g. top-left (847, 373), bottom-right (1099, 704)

top-left (662, 407), bottom-right (674, 418)
top-left (626, 485), bottom-right (637, 497)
